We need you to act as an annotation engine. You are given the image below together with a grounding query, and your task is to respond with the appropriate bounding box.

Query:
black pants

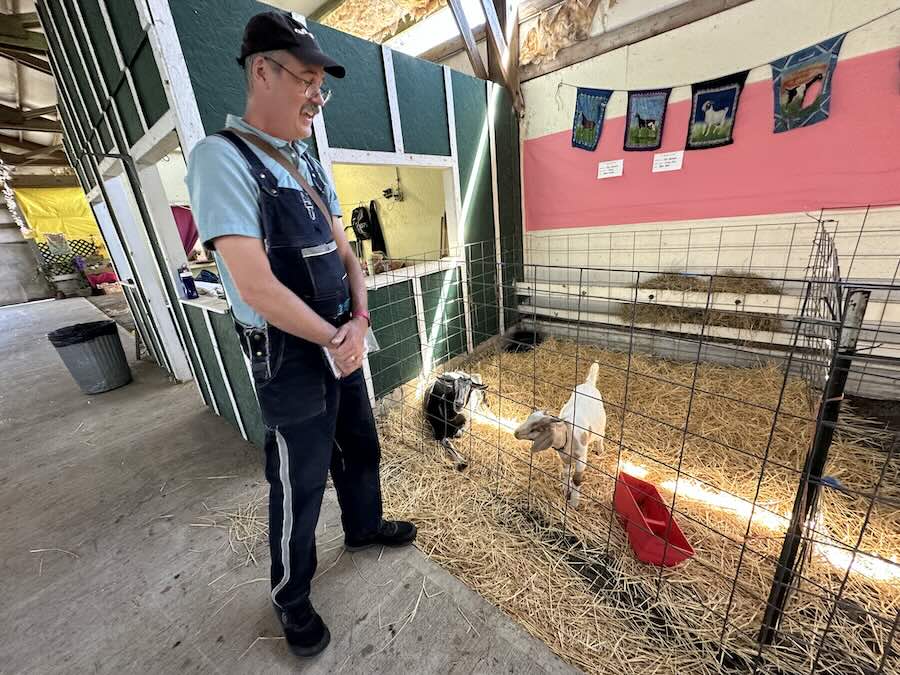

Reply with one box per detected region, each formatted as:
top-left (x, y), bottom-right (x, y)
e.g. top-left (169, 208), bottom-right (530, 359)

top-left (242, 325), bottom-right (383, 614)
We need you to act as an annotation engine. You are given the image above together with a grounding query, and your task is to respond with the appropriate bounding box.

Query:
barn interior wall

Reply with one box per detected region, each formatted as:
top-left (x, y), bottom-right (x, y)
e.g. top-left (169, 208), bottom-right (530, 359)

top-left (519, 0), bottom-right (900, 282)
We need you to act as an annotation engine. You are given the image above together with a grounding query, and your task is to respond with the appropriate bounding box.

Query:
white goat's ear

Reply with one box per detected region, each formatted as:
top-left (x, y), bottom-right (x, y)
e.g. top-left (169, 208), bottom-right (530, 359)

top-left (530, 427), bottom-right (555, 453)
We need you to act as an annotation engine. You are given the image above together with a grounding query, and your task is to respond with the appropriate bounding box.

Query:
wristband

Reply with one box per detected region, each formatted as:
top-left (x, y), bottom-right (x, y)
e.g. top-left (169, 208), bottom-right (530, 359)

top-left (352, 309), bottom-right (371, 327)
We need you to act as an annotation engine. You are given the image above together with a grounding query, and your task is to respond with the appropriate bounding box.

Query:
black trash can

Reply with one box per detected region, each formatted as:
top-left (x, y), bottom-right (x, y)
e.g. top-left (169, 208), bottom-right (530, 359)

top-left (48, 320), bottom-right (132, 394)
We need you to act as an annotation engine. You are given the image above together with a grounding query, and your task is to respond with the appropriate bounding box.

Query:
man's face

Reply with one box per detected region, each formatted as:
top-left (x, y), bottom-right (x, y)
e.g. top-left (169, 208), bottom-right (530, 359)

top-left (259, 52), bottom-right (326, 140)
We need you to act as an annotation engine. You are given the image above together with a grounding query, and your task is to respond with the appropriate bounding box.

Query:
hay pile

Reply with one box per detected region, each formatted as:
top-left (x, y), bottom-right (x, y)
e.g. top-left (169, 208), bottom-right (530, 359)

top-left (378, 339), bottom-right (900, 674)
top-left (638, 271), bottom-right (782, 295)
top-left (624, 270), bottom-right (784, 332)
top-left (620, 303), bottom-right (783, 333)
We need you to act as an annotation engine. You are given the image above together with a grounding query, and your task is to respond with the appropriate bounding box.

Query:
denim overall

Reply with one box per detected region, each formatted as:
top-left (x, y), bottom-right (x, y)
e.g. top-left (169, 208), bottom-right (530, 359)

top-left (217, 130), bottom-right (383, 614)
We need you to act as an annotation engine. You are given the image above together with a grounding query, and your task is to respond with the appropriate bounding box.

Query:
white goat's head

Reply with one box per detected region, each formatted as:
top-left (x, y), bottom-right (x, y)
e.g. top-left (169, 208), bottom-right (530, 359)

top-left (514, 411), bottom-right (567, 453)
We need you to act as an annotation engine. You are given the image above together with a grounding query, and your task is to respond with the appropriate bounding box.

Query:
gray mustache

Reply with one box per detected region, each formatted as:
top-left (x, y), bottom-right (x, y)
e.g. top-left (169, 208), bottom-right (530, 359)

top-left (301, 104), bottom-right (321, 117)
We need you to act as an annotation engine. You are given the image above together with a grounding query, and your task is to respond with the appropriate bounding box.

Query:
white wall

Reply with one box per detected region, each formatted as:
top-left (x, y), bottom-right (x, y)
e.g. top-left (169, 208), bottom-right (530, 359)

top-left (155, 149), bottom-right (190, 205)
top-left (518, 0), bottom-right (900, 283)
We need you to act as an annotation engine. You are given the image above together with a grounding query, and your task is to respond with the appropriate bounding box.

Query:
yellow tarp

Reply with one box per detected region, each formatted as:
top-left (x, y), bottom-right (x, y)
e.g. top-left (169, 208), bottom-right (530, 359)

top-left (15, 187), bottom-right (107, 257)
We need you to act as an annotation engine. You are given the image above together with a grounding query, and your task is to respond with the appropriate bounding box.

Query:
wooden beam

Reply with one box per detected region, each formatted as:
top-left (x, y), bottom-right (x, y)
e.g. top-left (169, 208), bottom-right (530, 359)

top-left (420, 0), bottom-right (557, 65)
top-left (447, 0), bottom-right (489, 80)
top-left (13, 12), bottom-right (41, 30)
top-left (10, 173), bottom-right (79, 188)
top-left (0, 13), bottom-right (48, 54)
top-left (309, 0), bottom-right (347, 21)
top-left (0, 104), bottom-right (62, 133)
top-left (520, 0), bottom-right (755, 81)
top-left (1, 152), bottom-right (68, 166)
top-left (0, 133), bottom-right (46, 151)
top-left (22, 105), bottom-right (57, 120)
top-left (480, 0), bottom-right (509, 64)
top-left (422, 25), bottom-right (487, 64)
top-left (17, 143), bottom-right (64, 160)
top-left (0, 47), bottom-right (52, 74)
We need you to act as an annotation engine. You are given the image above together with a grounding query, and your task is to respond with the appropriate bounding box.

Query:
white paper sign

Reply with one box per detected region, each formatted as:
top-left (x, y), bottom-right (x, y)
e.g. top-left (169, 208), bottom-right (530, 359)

top-left (652, 151), bottom-right (684, 173)
top-left (597, 159), bottom-right (624, 179)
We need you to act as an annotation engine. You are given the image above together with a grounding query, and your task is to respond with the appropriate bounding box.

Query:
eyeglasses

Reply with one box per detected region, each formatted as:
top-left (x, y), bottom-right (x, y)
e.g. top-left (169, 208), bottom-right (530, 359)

top-left (263, 56), bottom-right (332, 105)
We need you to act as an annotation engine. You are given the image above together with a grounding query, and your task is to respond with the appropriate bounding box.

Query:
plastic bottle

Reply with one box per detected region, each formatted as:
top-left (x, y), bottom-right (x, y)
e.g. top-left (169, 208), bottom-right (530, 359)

top-left (179, 264), bottom-right (198, 299)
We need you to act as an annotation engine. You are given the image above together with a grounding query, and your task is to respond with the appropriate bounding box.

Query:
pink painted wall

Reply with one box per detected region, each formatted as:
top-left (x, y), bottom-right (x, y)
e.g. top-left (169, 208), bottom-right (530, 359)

top-left (523, 48), bottom-right (900, 231)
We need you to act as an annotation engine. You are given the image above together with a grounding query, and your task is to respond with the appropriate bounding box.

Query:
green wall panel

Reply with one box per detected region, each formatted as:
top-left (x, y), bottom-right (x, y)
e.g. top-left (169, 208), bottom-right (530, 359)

top-left (80, 0), bottom-right (118, 89)
top-left (103, 0), bottom-right (143, 64)
top-left (131, 40), bottom-right (169, 128)
top-left (80, 0), bottom-right (144, 148)
top-left (452, 72), bottom-right (499, 343)
top-left (40, 5), bottom-right (91, 153)
top-left (368, 281), bottom-right (421, 398)
top-left (312, 21), bottom-right (394, 152)
top-left (452, 72), bottom-right (494, 245)
top-left (467, 239), bottom-right (499, 346)
top-left (392, 51), bottom-right (450, 156)
top-left (209, 312), bottom-right (265, 447)
top-left (169, 0), bottom-right (267, 135)
top-left (421, 268), bottom-right (466, 369)
top-left (47, 1), bottom-right (101, 128)
top-left (184, 305), bottom-right (239, 431)
top-left (114, 84), bottom-right (143, 147)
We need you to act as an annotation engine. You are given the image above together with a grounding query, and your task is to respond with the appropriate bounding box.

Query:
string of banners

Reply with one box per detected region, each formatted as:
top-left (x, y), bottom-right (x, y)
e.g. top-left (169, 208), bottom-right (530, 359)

top-left (571, 34), bottom-right (846, 152)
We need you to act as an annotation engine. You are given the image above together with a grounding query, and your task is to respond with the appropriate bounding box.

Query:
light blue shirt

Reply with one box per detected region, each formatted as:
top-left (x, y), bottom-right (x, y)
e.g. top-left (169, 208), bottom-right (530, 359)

top-left (185, 114), bottom-right (342, 328)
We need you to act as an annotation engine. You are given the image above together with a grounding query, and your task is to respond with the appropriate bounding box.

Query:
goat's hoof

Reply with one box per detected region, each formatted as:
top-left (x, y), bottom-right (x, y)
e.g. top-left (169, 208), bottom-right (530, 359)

top-left (455, 462), bottom-right (468, 471)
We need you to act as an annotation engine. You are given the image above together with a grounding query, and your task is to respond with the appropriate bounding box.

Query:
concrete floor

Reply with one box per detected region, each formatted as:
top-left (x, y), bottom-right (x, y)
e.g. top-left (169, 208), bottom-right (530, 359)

top-left (0, 298), bottom-right (576, 675)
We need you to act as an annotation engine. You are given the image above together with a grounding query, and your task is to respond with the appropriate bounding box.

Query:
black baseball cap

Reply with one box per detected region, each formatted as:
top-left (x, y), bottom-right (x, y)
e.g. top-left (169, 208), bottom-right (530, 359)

top-left (237, 11), bottom-right (345, 79)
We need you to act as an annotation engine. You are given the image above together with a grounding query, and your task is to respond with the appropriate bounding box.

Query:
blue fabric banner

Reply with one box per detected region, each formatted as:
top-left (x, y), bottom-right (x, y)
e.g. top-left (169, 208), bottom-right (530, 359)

top-left (624, 89), bottom-right (670, 151)
top-left (686, 71), bottom-right (748, 150)
top-left (571, 87), bottom-right (613, 151)
top-left (771, 34), bottom-right (845, 133)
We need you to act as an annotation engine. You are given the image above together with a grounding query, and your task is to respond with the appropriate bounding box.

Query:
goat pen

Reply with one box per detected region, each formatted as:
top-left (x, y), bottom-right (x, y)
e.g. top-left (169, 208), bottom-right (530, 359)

top-left (365, 213), bottom-right (900, 674)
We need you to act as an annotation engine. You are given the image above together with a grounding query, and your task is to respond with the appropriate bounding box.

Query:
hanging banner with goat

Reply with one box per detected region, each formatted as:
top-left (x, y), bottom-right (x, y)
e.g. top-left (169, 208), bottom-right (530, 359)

top-left (571, 87), bottom-right (613, 151)
top-left (686, 71), bottom-right (748, 150)
top-left (624, 89), bottom-right (670, 151)
top-left (771, 34), bottom-right (845, 133)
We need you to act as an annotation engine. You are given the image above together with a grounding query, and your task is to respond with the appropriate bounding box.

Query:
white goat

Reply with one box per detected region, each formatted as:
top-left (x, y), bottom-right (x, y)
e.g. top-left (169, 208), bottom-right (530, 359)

top-left (513, 362), bottom-right (607, 508)
top-left (701, 100), bottom-right (729, 135)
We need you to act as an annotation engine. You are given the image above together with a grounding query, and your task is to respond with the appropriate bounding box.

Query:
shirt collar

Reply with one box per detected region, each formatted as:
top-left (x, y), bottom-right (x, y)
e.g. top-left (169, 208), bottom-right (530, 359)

top-left (225, 114), bottom-right (309, 156)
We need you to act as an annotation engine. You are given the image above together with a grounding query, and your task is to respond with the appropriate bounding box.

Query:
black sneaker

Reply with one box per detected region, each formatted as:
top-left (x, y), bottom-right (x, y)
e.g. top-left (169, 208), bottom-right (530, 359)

top-left (274, 604), bottom-right (331, 657)
top-left (344, 519), bottom-right (417, 552)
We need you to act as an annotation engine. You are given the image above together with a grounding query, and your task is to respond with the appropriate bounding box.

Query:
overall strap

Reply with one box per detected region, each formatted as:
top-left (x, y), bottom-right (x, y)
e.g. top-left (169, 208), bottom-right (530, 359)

top-left (231, 129), bottom-right (333, 225)
top-left (301, 153), bottom-right (327, 195)
top-left (214, 129), bottom-right (278, 195)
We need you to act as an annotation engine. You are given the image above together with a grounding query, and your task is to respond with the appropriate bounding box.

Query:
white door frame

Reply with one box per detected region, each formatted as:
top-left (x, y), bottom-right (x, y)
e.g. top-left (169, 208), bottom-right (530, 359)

top-left (102, 168), bottom-right (194, 381)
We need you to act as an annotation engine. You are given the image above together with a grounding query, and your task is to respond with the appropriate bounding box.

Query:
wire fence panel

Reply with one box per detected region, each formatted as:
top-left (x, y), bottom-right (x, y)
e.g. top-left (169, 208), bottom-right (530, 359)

top-left (364, 214), bottom-right (899, 674)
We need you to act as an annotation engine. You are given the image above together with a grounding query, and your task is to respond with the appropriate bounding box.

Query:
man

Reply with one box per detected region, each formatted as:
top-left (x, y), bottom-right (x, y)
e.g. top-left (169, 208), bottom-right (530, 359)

top-left (185, 11), bottom-right (416, 658)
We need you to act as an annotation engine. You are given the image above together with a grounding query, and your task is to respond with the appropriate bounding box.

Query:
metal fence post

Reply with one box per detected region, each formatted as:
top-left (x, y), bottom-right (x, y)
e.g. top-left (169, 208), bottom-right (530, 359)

top-left (758, 289), bottom-right (871, 646)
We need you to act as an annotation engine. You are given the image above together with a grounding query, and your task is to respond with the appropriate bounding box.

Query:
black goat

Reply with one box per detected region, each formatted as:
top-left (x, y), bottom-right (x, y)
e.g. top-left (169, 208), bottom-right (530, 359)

top-left (423, 372), bottom-right (487, 470)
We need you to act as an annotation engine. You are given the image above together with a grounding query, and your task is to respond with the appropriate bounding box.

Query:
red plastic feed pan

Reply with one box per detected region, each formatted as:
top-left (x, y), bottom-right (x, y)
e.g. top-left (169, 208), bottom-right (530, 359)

top-left (614, 472), bottom-right (694, 567)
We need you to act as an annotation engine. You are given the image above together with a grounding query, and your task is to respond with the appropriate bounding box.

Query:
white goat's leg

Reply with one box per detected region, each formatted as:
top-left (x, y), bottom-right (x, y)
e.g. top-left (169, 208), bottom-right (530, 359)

top-left (561, 458), bottom-right (576, 507)
top-left (568, 444), bottom-right (588, 509)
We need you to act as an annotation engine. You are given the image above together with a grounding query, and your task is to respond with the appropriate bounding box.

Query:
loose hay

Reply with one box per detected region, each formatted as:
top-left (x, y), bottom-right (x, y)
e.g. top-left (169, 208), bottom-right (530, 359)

top-left (378, 338), bottom-right (900, 674)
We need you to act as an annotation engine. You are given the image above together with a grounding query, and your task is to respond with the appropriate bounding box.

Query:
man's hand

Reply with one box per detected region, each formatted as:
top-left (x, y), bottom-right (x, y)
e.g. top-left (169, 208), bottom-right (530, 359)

top-left (327, 316), bottom-right (367, 375)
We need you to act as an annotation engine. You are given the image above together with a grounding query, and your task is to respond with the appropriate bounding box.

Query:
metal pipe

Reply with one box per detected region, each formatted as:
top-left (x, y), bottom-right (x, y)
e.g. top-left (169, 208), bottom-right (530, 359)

top-left (758, 289), bottom-right (870, 646)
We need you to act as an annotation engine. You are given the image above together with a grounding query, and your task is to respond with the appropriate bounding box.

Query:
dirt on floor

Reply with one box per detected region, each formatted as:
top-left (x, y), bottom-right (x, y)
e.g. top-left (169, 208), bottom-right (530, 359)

top-left (87, 292), bottom-right (135, 334)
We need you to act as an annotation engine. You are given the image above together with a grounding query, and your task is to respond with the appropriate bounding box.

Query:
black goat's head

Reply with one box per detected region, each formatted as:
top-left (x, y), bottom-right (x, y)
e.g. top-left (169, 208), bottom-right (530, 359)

top-left (439, 371), bottom-right (488, 414)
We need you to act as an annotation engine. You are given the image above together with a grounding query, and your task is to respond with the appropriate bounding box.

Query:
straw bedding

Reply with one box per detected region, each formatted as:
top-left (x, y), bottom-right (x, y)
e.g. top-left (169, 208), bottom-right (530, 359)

top-left (377, 338), bottom-right (900, 674)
